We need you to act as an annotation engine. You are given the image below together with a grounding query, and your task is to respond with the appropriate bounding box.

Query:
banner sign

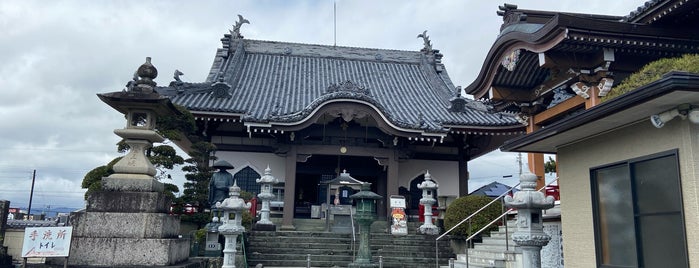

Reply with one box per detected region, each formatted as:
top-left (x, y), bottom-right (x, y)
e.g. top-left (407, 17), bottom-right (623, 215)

top-left (389, 195), bottom-right (407, 235)
top-left (21, 226), bottom-right (73, 257)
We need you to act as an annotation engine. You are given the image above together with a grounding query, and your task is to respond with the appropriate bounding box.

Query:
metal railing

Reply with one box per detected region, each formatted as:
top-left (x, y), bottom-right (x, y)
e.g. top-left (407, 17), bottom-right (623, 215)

top-left (240, 233), bottom-right (248, 268)
top-left (434, 178), bottom-right (559, 268)
top-left (351, 206), bottom-right (357, 261)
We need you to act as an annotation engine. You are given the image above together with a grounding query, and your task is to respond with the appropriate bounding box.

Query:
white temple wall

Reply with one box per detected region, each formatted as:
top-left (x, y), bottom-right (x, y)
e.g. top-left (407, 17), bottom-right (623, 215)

top-left (398, 159), bottom-right (459, 196)
top-left (215, 151), bottom-right (287, 183)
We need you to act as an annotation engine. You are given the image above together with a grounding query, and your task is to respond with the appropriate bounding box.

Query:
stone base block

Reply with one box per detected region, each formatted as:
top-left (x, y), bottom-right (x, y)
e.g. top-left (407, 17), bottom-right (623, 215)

top-left (87, 191), bottom-right (172, 213)
top-left (348, 262), bottom-right (379, 268)
top-left (103, 175), bottom-right (164, 192)
top-left (71, 211), bottom-right (180, 238)
top-left (69, 237), bottom-right (190, 266)
top-left (252, 223), bottom-right (276, 231)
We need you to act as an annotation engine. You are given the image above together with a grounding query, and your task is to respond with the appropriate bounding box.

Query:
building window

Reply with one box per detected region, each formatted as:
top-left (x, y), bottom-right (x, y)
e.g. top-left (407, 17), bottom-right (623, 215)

top-left (233, 167), bottom-right (261, 195)
top-left (591, 150), bottom-right (688, 268)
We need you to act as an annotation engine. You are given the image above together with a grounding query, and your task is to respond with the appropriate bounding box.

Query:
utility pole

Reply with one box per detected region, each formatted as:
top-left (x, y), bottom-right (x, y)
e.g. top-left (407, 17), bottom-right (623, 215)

top-left (517, 153), bottom-right (523, 176)
top-left (28, 169), bottom-right (36, 216)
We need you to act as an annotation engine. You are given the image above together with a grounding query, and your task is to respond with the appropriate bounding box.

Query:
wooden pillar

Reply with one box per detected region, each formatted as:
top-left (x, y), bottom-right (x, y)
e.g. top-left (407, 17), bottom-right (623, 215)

top-left (386, 155), bottom-right (399, 218)
top-left (527, 117), bottom-right (546, 191)
top-left (585, 86), bottom-right (601, 109)
top-left (458, 154), bottom-right (469, 196)
top-left (281, 147), bottom-right (297, 230)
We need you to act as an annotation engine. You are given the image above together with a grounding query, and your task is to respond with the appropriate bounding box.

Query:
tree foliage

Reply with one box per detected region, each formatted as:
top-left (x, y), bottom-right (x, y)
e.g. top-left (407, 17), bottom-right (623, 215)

top-left (444, 195), bottom-right (502, 237)
top-left (602, 54), bottom-right (699, 101)
top-left (544, 156), bottom-right (556, 174)
top-left (180, 141), bottom-right (218, 207)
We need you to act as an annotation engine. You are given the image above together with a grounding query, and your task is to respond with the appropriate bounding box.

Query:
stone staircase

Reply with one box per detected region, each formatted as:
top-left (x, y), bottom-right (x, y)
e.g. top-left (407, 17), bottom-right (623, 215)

top-left (244, 219), bottom-right (456, 267)
top-left (452, 220), bottom-right (521, 268)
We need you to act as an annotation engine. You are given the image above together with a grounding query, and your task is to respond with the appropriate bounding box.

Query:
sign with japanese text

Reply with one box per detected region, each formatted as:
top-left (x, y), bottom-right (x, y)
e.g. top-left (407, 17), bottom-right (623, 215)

top-left (21, 226), bottom-right (73, 257)
top-left (389, 195), bottom-right (407, 235)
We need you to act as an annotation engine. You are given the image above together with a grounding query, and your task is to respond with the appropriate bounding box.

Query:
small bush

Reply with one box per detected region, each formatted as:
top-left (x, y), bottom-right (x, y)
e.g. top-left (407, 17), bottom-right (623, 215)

top-left (603, 54), bottom-right (699, 101)
top-left (443, 195), bottom-right (502, 237)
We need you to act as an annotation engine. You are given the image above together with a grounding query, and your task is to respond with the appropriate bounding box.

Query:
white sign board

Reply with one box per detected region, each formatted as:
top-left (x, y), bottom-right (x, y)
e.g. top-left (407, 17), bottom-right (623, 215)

top-left (21, 226), bottom-right (73, 258)
top-left (389, 195), bottom-right (406, 208)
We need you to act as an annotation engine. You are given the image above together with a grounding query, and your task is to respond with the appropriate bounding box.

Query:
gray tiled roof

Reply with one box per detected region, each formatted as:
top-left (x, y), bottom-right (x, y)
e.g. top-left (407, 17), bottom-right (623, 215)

top-left (158, 38), bottom-right (519, 134)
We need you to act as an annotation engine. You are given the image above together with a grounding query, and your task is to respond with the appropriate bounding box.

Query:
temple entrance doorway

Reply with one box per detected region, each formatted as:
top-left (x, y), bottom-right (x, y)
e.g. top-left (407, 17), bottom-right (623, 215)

top-left (294, 154), bottom-right (385, 218)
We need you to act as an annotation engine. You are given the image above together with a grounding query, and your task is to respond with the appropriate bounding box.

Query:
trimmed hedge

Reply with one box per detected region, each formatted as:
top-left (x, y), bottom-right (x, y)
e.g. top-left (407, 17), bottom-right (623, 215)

top-left (603, 54), bottom-right (699, 102)
top-left (444, 195), bottom-right (502, 237)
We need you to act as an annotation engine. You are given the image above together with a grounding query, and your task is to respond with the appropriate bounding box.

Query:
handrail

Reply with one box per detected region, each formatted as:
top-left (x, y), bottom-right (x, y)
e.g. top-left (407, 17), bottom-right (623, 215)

top-left (434, 177), bottom-right (559, 268)
top-left (240, 233), bottom-right (248, 268)
top-left (351, 206), bottom-right (356, 261)
top-left (436, 182), bottom-right (521, 242)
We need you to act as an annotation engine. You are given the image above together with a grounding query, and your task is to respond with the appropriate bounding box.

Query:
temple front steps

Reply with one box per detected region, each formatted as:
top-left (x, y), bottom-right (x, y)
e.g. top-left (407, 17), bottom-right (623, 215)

top-left (245, 219), bottom-right (455, 268)
top-left (452, 220), bottom-right (521, 268)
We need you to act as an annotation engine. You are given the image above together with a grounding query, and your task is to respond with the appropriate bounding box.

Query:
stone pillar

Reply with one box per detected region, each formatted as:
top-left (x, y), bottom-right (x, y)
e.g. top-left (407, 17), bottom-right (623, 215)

top-left (504, 171), bottom-right (555, 268)
top-left (254, 165), bottom-right (278, 231)
top-left (417, 171), bottom-right (439, 235)
top-left (216, 181), bottom-right (250, 268)
top-left (69, 57), bottom-right (189, 266)
top-left (281, 147), bottom-right (297, 230)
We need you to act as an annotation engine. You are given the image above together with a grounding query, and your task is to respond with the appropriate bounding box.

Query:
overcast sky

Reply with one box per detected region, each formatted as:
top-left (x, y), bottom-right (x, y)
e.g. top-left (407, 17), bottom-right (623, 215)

top-left (0, 1), bottom-right (643, 211)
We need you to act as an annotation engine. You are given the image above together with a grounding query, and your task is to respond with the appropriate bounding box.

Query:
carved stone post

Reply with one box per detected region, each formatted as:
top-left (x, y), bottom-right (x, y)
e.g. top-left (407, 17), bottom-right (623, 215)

top-left (504, 171), bottom-right (555, 268)
top-left (417, 171), bottom-right (439, 235)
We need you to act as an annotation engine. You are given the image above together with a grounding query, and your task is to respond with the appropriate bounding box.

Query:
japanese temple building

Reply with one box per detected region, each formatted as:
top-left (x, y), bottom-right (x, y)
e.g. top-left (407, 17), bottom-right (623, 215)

top-left (156, 21), bottom-right (523, 229)
top-left (465, 0), bottom-right (699, 190)
top-left (467, 1), bottom-right (699, 266)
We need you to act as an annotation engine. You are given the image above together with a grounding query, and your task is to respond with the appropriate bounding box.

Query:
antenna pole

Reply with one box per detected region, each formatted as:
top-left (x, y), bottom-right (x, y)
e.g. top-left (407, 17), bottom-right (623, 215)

top-left (334, 1), bottom-right (337, 46)
top-left (28, 169), bottom-right (36, 216)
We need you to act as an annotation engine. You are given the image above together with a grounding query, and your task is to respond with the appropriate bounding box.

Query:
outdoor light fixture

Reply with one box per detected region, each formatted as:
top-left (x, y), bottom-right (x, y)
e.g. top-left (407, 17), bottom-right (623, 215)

top-left (650, 109), bottom-right (681, 128)
top-left (597, 78), bottom-right (614, 97)
top-left (650, 104), bottom-right (699, 128)
top-left (571, 82), bottom-right (590, 99)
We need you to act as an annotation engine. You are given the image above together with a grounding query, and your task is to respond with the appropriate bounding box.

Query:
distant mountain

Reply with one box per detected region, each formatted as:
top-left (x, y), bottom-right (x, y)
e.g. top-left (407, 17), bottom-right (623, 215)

top-left (17, 207), bottom-right (81, 218)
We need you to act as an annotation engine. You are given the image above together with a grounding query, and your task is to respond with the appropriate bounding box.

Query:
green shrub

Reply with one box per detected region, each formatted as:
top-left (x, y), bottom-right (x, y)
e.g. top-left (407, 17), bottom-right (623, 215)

top-left (603, 54), bottom-right (699, 101)
top-left (193, 228), bottom-right (206, 244)
top-left (444, 195), bottom-right (502, 237)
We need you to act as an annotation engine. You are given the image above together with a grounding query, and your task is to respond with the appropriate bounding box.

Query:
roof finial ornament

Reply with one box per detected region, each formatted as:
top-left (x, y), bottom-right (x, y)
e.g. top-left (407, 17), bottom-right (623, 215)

top-left (129, 57), bottom-right (158, 94)
top-left (173, 69), bottom-right (184, 83)
top-left (230, 14), bottom-right (250, 39)
top-left (417, 30), bottom-right (432, 52)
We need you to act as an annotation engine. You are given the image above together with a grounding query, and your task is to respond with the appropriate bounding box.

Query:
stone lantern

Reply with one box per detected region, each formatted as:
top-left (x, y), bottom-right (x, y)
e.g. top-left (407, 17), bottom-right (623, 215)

top-left (215, 180), bottom-right (251, 268)
top-left (417, 170), bottom-right (439, 235)
top-left (69, 57), bottom-right (190, 266)
top-left (97, 57), bottom-right (179, 192)
top-left (254, 165), bottom-right (278, 231)
top-left (504, 171), bottom-right (555, 268)
top-left (348, 183), bottom-right (382, 268)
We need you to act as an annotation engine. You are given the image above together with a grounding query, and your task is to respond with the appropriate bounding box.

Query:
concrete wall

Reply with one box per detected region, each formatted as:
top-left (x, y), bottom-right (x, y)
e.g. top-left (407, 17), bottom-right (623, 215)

top-left (398, 159), bottom-right (459, 197)
top-left (557, 118), bottom-right (699, 267)
top-left (3, 229), bottom-right (24, 261)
